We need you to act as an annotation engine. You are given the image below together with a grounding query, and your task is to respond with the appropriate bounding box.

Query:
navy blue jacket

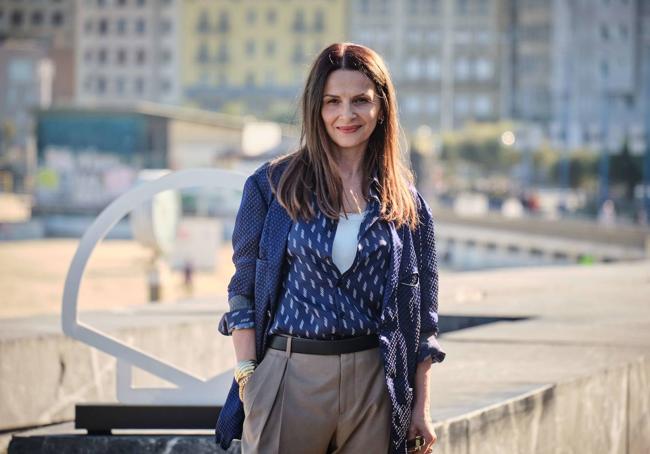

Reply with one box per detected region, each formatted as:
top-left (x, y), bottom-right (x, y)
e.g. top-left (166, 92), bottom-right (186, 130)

top-left (215, 159), bottom-right (446, 453)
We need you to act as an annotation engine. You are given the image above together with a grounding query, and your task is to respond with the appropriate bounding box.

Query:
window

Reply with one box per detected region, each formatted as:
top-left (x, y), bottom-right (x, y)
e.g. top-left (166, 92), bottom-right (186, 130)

top-left (97, 77), bottom-right (107, 94)
top-left (245, 72), bottom-right (255, 86)
top-left (84, 50), bottom-right (93, 62)
top-left (456, 0), bottom-right (469, 14)
top-left (117, 18), bottom-right (126, 33)
top-left (98, 18), bottom-right (108, 34)
top-left (267, 9), bottom-right (276, 24)
top-left (117, 48), bottom-right (127, 64)
top-left (246, 10), bottom-right (256, 24)
top-left (246, 40), bottom-right (255, 56)
top-left (601, 60), bottom-right (609, 78)
top-left (116, 77), bottom-right (126, 94)
top-left (84, 19), bottom-right (92, 33)
top-left (159, 49), bottom-right (172, 63)
top-left (454, 57), bottom-right (470, 80)
top-left (426, 57), bottom-right (440, 79)
top-left (314, 9), bottom-right (324, 32)
top-left (31, 11), bottom-right (43, 26)
top-left (455, 30), bottom-right (472, 45)
top-left (11, 10), bottom-right (23, 27)
top-left (404, 95), bottom-right (420, 114)
top-left (475, 30), bottom-right (491, 44)
top-left (216, 43), bottom-right (229, 63)
top-left (600, 24), bottom-right (609, 41)
top-left (293, 43), bottom-right (305, 63)
top-left (159, 18), bottom-right (172, 34)
top-left (293, 10), bottom-right (305, 32)
top-left (136, 18), bottom-right (146, 34)
top-left (424, 94), bottom-right (439, 114)
top-left (407, 30), bottom-right (421, 45)
top-left (136, 0), bottom-right (146, 7)
top-left (425, 31), bottom-right (440, 44)
top-left (619, 24), bottom-right (628, 40)
top-left (217, 11), bottom-right (229, 32)
top-left (426, 0), bottom-right (440, 14)
top-left (266, 40), bottom-right (275, 56)
top-left (136, 49), bottom-right (146, 65)
top-left (474, 95), bottom-right (492, 116)
top-left (406, 57), bottom-right (421, 80)
top-left (477, 0), bottom-right (489, 14)
top-left (135, 78), bottom-right (145, 94)
top-left (197, 12), bottom-right (210, 32)
top-left (117, 0), bottom-right (127, 6)
top-left (197, 43), bottom-right (209, 63)
top-left (454, 95), bottom-right (470, 115)
top-left (159, 79), bottom-right (171, 93)
top-left (475, 58), bottom-right (493, 80)
top-left (98, 48), bottom-right (107, 64)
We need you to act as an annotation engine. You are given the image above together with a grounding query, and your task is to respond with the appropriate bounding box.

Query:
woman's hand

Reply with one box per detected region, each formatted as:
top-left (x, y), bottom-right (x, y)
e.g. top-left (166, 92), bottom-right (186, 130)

top-left (409, 357), bottom-right (437, 452)
top-left (408, 407), bottom-right (437, 453)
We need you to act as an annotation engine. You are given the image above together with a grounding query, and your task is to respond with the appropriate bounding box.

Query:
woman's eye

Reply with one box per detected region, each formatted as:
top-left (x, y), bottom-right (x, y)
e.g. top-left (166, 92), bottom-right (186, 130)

top-left (327, 99), bottom-right (339, 104)
top-left (354, 98), bottom-right (369, 104)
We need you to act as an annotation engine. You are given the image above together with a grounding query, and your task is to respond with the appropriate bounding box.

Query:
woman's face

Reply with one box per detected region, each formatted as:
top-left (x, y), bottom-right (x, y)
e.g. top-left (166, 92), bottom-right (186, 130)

top-left (321, 69), bottom-right (382, 155)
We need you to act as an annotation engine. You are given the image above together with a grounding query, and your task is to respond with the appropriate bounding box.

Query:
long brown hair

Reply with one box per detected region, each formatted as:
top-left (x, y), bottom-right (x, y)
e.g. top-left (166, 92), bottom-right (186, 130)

top-left (269, 42), bottom-right (419, 231)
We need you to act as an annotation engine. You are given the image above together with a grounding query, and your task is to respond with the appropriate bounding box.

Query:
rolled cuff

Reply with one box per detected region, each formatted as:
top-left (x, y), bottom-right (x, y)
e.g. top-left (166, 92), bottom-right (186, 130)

top-left (417, 332), bottom-right (447, 364)
top-left (218, 308), bottom-right (255, 335)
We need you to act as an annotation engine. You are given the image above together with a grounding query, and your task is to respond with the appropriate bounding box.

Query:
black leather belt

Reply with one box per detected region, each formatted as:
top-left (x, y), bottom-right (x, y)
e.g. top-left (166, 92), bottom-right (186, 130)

top-left (268, 334), bottom-right (379, 355)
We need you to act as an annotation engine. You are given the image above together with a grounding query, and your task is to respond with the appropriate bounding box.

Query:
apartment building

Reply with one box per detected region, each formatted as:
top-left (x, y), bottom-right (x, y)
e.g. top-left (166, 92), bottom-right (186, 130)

top-left (0, 0), bottom-right (76, 101)
top-left (349, 0), bottom-right (508, 133)
top-left (75, 0), bottom-right (181, 105)
top-left (181, 0), bottom-right (346, 119)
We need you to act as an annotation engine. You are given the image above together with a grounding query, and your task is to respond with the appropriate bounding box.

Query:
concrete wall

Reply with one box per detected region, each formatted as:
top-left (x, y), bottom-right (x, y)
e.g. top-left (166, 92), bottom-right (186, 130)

top-left (433, 356), bottom-right (649, 454)
top-left (0, 320), bottom-right (233, 430)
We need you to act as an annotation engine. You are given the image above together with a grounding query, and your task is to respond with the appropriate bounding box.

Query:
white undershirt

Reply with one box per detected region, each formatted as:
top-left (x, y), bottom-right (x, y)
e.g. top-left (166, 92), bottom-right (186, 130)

top-left (332, 209), bottom-right (366, 273)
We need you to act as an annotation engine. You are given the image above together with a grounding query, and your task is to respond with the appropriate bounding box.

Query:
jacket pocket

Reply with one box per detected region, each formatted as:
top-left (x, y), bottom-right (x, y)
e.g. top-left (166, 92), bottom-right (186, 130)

top-left (398, 272), bottom-right (419, 287)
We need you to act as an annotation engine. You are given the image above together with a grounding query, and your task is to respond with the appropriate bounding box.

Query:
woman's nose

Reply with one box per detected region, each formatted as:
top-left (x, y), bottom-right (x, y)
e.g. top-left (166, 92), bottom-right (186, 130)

top-left (340, 101), bottom-right (357, 119)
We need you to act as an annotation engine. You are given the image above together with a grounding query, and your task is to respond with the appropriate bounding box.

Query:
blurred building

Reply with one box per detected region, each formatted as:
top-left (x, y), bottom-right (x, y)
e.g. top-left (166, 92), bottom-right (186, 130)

top-left (181, 0), bottom-right (346, 120)
top-left (349, 0), bottom-right (509, 133)
top-left (508, 0), bottom-right (647, 152)
top-left (75, 0), bottom-right (182, 105)
top-left (0, 0), bottom-right (76, 102)
top-left (0, 39), bottom-right (54, 192)
top-left (34, 103), bottom-right (297, 214)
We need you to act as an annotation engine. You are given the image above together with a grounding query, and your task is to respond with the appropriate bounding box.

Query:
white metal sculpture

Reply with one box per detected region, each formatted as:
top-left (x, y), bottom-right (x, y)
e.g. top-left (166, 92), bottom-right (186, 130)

top-left (61, 168), bottom-right (247, 405)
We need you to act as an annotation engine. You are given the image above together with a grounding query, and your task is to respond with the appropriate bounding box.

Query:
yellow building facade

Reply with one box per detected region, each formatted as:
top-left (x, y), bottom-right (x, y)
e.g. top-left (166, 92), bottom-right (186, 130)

top-left (182, 0), bottom-right (347, 117)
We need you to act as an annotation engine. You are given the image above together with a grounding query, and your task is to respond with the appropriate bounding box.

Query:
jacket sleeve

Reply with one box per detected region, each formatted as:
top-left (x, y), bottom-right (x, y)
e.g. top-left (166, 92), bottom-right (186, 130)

top-left (218, 172), bottom-right (269, 335)
top-left (415, 192), bottom-right (447, 364)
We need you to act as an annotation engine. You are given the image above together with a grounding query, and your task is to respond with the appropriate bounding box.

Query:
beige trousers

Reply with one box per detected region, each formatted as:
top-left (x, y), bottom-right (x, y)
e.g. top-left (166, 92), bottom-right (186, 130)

top-left (241, 337), bottom-right (392, 454)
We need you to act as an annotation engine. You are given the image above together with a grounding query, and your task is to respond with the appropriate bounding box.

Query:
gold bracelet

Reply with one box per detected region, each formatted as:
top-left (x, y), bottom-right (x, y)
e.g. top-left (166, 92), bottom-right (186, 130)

top-left (238, 374), bottom-right (251, 401)
top-left (234, 359), bottom-right (257, 383)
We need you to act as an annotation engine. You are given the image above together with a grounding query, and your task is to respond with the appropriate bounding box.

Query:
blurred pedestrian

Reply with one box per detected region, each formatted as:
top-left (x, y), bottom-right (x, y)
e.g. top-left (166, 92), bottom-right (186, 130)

top-left (215, 43), bottom-right (446, 454)
top-left (183, 260), bottom-right (194, 295)
top-left (598, 199), bottom-right (617, 227)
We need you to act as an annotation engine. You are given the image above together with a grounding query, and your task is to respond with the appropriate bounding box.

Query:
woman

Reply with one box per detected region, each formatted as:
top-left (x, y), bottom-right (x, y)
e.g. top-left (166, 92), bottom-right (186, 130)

top-left (215, 43), bottom-right (446, 454)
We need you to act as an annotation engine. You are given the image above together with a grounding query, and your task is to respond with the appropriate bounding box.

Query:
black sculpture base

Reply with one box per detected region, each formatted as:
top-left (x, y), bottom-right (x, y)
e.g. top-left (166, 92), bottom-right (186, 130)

top-left (75, 404), bottom-right (222, 434)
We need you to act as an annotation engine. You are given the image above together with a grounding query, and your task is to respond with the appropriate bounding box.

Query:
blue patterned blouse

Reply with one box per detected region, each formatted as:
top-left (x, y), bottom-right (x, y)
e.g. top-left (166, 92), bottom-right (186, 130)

top-left (218, 174), bottom-right (444, 364)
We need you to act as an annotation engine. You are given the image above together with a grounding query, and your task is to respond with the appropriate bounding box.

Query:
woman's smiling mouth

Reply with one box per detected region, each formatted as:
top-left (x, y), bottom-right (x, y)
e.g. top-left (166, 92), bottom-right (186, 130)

top-left (336, 125), bottom-right (362, 133)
